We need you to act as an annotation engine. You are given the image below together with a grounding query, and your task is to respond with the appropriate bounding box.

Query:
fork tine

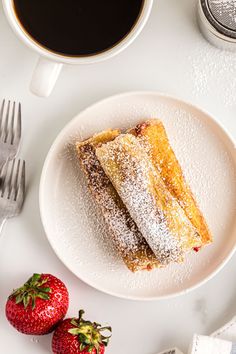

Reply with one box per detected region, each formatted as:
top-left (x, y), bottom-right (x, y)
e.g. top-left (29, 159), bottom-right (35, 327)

top-left (3, 101), bottom-right (10, 143)
top-left (14, 103), bottom-right (21, 145)
top-left (9, 101), bottom-right (15, 144)
top-left (0, 159), bottom-right (25, 201)
top-left (15, 160), bottom-right (25, 201)
top-left (1, 159), bottom-right (11, 197)
top-left (0, 159), bottom-right (8, 190)
top-left (12, 159), bottom-right (20, 192)
top-left (7, 159), bottom-right (16, 199)
top-left (10, 159), bottom-right (20, 200)
top-left (0, 99), bottom-right (5, 137)
top-left (0, 159), bottom-right (26, 218)
top-left (0, 100), bottom-right (22, 147)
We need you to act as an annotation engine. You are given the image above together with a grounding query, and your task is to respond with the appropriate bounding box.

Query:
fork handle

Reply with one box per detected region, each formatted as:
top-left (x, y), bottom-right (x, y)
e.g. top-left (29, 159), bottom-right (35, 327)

top-left (0, 217), bottom-right (6, 234)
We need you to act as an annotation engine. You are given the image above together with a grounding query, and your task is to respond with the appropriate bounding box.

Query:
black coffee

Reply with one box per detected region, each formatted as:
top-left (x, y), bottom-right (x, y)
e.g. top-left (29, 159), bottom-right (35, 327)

top-left (13, 0), bottom-right (144, 56)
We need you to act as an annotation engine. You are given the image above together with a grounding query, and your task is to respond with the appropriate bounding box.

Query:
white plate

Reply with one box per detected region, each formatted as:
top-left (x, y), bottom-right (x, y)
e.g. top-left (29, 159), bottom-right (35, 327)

top-left (40, 91), bottom-right (236, 300)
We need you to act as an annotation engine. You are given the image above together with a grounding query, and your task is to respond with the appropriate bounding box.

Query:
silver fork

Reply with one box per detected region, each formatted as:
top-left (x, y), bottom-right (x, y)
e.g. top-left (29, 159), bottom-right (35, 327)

top-left (0, 100), bottom-right (21, 170)
top-left (0, 159), bottom-right (25, 232)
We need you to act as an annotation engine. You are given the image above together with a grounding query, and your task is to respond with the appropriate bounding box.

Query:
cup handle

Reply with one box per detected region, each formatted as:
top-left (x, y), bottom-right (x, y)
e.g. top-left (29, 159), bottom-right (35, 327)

top-left (30, 57), bottom-right (63, 98)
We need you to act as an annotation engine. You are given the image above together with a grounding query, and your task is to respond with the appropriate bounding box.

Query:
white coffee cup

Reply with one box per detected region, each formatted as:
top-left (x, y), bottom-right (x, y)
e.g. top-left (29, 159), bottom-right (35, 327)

top-left (2, 0), bottom-right (153, 97)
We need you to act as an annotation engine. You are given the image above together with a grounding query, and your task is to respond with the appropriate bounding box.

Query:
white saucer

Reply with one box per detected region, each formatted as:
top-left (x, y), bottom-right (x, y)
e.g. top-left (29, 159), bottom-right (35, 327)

top-left (39, 91), bottom-right (236, 300)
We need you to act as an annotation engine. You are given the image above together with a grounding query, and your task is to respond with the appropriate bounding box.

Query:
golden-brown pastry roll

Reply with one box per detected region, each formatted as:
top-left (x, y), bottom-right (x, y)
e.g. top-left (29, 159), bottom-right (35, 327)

top-left (129, 119), bottom-right (212, 249)
top-left (76, 130), bottom-right (159, 272)
top-left (96, 134), bottom-right (202, 266)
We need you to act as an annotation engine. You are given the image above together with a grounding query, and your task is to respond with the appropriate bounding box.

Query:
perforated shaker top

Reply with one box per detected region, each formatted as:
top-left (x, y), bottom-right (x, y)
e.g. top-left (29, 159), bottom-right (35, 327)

top-left (208, 0), bottom-right (236, 30)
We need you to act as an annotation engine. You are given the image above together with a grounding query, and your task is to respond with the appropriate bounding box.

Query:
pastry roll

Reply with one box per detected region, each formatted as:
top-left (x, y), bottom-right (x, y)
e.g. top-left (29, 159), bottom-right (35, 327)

top-left (129, 119), bottom-right (212, 248)
top-left (76, 130), bottom-right (159, 272)
top-left (96, 134), bottom-right (202, 266)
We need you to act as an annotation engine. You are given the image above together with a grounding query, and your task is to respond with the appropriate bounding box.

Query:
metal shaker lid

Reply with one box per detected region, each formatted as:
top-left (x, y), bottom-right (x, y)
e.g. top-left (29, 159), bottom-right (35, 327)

top-left (209, 0), bottom-right (236, 30)
top-left (200, 0), bottom-right (236, 38)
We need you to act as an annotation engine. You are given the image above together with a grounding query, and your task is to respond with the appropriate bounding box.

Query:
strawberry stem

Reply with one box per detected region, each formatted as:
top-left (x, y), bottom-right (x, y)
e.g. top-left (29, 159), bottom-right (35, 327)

top-left (68, 310), bottom-right (112, 354)
top-left (10, 273), bottom-right (51, 309)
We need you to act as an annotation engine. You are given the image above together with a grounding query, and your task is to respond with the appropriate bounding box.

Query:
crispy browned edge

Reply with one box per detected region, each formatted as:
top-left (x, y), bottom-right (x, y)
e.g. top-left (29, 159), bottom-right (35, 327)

top-left (76, 130), bottom-right (159, 272)
top-left (96, 133), bottom-right (203, 266)
top-left (129, 119), bottom-right (212, 248)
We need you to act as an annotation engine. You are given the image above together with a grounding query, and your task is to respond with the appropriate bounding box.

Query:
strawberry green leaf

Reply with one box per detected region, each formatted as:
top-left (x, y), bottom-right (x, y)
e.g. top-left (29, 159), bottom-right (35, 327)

top-left (68, 328), bottom-right (80, 335)
top-left (15, 294), bottom-right (23, 304)
top-left (71, 319), bottom-right (78, 327)
top-left (32, 296), bottom-right (36, 310)
top-left (31, 274), bottom-right (41, 282)
top-left (37, 293), bottom-right (50, 300)
top-left (10, 274), bottom-right (51, 310)
top-left (69, 310), bottom-right (112, 353)
top-left (23, 295), bottom-right (28, 308)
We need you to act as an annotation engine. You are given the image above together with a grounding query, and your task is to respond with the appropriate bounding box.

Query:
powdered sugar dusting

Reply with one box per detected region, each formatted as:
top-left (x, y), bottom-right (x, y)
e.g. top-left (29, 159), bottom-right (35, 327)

top-left (96, 134), bottom-right (201, 266)
top-left (41, 93), bottom-right (236, 298)
top-left (188, 37), bottom-right (236, 106)
top-left (77, 139), bottom-right (158, 272)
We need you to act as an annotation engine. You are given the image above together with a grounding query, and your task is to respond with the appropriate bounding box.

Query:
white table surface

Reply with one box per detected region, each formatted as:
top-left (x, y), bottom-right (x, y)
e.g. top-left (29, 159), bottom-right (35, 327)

top-left (1, 0), bottom-right (236, 353)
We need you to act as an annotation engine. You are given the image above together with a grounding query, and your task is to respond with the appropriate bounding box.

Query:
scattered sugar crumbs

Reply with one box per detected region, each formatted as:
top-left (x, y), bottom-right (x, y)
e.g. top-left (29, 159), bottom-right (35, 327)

top-left (188, 35), bottom-right (236, 106)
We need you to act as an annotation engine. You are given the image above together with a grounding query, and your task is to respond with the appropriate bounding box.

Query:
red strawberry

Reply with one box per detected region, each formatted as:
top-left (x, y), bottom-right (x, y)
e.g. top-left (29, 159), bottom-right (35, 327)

top-left (52, 309), bottom-right (112, 354)
top-left (5, 273), bottom-right (69, 335)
